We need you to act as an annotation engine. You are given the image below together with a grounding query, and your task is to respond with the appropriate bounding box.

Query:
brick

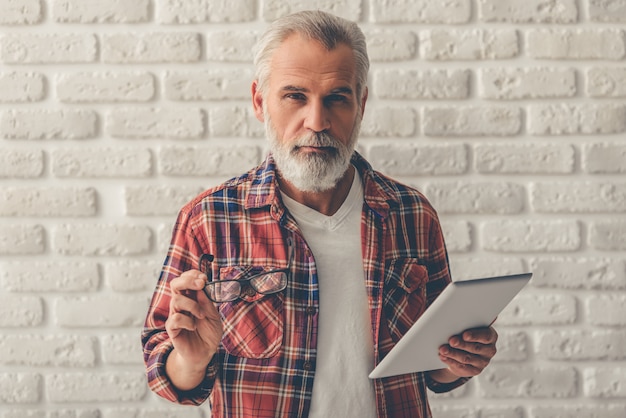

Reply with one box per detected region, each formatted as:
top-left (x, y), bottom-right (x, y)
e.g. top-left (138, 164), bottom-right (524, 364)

top-left (589, 0), bottom-right (626, 22)
top-left (448, 256), bottom-right (525, 281)
top-left (527, 28), bottom-right (626, 60)
top-left (426, 182), bottom-right (525, 214)
top-left (52, 0), bottom-right (149, 23)
top-left (0, 295), bottom-right (43, 327)
top-left (373, 69), bottom-right (469, 99)
top-left (124, 185), bottom-right (202, 216)
top-left (101, 408), bottom-right (204, 418)
top-left (56, 71), bottom-right (155, 103)
top-left (497, 293), bottom-right (577, 326)
top-left (360, 106), bottom-right (417, 137)
top-left (0, 373), bottom-right (40, 403)
top-left (2, 410), bottom-right (100, 418)
top-left (536, 329), bottom-right (626, 360)
top-left (477, 365), bottom-right (577, 398)
top-left (478, 0), bottom-right (578, 23)
top-left (583, 142), bottom-right (626, 173)
top-left (365, 29), bottom-right (417, 62)
top-left (584, 367), bottom-right (626, 398)
top-left (423, 106), bottom-right (521, 137)
top-left (0, 34), bottom-right (97, 64)
top-left (530, 258), bottom-right (626, 290)
top-left (104, 259), bottom-right (162, 292)
top-left (0, 0), bottom-right (41, 24)
top-left (106, 107), bottom-right (205, 139)
top-left (206, 30), bottom-right (258, 62)
top-left (371, 0), bottom-right (470, 23)
top-left (263, 0), bottom-right (362, 21)
top-left (157, 222), bottom-right (175, 253)
top-left (0, 71), bottom-right (45, 102)
top-left (479, 67), bottom-right (576, 99)
top-left (368, 143), bottom-right (468, 175)
top-left (0, 335), bottom-right (96, 366)
top-left (421, 29), bottom-right (519, 60)
top-left (492, 331), bottom-right (528, 362)
top-left (587, 294), bottom-right (626, 327)
top-left (0, 224), bottom-right (45, 255)
top-left (0, 109), bottom-right (97, 140)
top-left (475, 143), bottom-right (575, 174)
top-left (529, 104), bottom-right (626, 135)
top-left (100, 333), bottom-right (143, 365)
top-left (159, 145), bottom-right (262, 177)
top-left (586, 67), bottom-right (626, 97)
top-left (159, 0), bottom-right (256, 23)
top-left (427, 406), bottom-right (478, 418)
top-left (208, 105), bottom-right (266, 138)
top-left (440, 220), bottom-right (471, 253)
top-left (0, 187), bottom-right (97, 217)
top-left (482, 220), bottom-right (581, 252)
top-left (52, 224), bottom-right (151, 256)
top-left (531, 405), bottom-right (626, 418)
top-left (164, 69), bottom-right (253, 101)
top-left (55, 295), bottom-right (149, 328)
top-left (0, 148), bottom-right (44, 178)
top-left (102, 33), bottom-right (201, 64)
top-left (531, 182), bottom-right (626, 213)
top-left (589, 220), bottom-right (626, 251)
top-left (477, 407), bottom-right (524, 418)
top-left (52, 147), bottom-right (152, 178)
top-left (46, 372), bottom-right (146, 402)
top-left (0, 261), bottom-right (100, 292)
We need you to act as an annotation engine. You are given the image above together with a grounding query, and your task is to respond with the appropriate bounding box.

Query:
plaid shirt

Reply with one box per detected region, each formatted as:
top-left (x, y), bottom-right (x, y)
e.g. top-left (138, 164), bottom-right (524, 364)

top-left (142, 152), bottom-right (467, 418)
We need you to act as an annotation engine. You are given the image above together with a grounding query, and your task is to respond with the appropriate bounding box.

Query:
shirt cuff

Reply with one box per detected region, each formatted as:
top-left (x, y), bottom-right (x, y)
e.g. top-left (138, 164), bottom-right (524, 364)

top-left (425, 372), bottom-right (470, 393)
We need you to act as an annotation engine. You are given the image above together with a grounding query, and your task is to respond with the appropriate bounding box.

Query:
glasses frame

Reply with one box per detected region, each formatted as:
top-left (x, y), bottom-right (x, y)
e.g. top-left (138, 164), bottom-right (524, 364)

top-left (198, 237), bottom-right (293, 304)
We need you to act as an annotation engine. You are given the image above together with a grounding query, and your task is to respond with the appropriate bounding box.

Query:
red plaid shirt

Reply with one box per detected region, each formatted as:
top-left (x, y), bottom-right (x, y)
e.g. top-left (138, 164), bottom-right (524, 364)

top-left (142, 152), bottom-right (467, 417)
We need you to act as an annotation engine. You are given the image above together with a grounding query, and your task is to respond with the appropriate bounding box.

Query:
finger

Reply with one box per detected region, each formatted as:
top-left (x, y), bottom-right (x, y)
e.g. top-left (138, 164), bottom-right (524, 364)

top-left (170, 270), bottom-right (207, 294)
top-left (439, 345), bottom-right (490, 370)
top-left (448, 337), bottom-right (497, 358)
top-left (461, 327), bottom-right (498, 344)
top-left (438, 353), bottom-right (482, 377)
top-left (166, 312), bottom-right (198, 335)
top-left (170, 294), bottom-right (204, 319)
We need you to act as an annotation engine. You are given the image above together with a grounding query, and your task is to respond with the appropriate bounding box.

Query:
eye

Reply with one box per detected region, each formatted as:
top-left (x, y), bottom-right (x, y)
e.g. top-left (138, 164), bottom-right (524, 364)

top-left (325, 94), bottom-right (350, 106)
top-left (284, 92), bottom-right (306, 102)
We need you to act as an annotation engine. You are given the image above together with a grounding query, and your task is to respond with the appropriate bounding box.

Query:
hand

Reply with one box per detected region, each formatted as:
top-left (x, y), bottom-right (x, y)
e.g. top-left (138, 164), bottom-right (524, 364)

top-left (437, 326), bottom-right (498, 378)
top-left (165, 269), bottom-right (223, 387)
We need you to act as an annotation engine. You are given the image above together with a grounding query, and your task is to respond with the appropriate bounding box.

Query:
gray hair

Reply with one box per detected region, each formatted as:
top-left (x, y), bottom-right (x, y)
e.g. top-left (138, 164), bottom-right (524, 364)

top-left (253, 10), bottom-right (369, 104)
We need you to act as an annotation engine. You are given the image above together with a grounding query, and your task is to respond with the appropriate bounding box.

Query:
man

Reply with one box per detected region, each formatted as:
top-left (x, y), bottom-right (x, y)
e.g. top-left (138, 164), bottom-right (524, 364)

top-left (142, 10), bottom-right (498, 418)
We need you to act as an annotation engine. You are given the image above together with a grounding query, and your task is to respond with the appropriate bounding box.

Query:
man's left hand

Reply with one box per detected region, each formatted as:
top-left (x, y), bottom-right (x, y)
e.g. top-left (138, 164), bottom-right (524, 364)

top-left (438, 326), bottom-right (498, 378)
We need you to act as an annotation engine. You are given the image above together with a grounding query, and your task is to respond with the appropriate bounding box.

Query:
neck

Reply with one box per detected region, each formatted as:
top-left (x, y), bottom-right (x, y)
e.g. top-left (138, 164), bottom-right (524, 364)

top-left (278, 165), bottom-right (355, 216)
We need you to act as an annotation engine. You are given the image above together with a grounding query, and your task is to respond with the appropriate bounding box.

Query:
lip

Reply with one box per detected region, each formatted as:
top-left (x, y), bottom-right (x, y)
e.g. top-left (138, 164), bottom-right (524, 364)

top-left (297, 145), bottom-right (336, 154)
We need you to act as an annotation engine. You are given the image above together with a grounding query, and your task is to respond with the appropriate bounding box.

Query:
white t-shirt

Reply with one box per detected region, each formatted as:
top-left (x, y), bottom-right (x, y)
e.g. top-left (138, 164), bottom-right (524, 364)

top-left (281, 170), bottom-right (378, 418)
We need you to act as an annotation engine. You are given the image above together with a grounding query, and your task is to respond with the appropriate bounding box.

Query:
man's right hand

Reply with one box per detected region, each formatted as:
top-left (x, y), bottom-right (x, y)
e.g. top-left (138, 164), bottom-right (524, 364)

top-left (164, 270), bottom-right (223, 391)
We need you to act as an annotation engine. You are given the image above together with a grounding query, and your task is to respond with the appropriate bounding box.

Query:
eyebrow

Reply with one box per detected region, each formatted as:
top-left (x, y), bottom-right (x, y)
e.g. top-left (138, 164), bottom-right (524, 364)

top-left (280, 85), bottom-right (354, 95)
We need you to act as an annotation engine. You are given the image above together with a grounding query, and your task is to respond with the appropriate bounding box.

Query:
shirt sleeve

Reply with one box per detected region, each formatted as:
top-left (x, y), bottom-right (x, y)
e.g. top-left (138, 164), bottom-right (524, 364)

top-left (141, 206), bottom-right (217, 405)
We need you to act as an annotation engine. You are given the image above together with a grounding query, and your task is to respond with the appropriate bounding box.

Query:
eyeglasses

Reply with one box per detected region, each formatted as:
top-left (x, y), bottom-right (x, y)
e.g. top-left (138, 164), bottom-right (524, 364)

top-left (198, 237), bottom-right (293, 303)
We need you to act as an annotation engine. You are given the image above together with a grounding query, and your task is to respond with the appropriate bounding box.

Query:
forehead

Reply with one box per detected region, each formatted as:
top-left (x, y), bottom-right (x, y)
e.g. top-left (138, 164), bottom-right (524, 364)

top-left (268, 34), bottom-right (357, 92)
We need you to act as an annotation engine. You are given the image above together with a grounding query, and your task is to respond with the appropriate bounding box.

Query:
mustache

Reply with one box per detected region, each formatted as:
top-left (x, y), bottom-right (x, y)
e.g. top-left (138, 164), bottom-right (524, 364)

top-left (292, 132), bottom-right (340, 149)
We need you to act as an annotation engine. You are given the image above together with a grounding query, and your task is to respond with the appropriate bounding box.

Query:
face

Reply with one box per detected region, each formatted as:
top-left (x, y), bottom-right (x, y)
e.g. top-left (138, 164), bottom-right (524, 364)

top-left (252, 34), bottom-right (368, 193)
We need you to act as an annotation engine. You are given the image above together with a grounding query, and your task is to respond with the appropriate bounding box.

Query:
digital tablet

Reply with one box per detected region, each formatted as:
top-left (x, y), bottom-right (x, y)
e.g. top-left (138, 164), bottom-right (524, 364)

top-left (369, 272), bottom-right (532, 379)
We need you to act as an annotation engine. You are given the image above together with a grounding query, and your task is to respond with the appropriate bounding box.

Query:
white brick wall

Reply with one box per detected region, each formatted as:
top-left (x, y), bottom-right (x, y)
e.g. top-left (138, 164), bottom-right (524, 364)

top-left (0, 0), bottom-right (625, 415)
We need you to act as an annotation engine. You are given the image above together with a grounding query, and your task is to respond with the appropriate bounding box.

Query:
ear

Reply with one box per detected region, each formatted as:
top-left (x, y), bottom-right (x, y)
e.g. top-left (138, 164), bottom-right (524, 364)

top-left (252, 80), bottom-right (265, 122)
top-left (359, 87), bottom-right (369, 117)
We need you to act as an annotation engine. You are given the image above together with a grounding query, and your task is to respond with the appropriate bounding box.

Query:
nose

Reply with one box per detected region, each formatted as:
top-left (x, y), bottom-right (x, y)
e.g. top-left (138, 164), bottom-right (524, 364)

top-left (303, 100), bottom-right (330, 133)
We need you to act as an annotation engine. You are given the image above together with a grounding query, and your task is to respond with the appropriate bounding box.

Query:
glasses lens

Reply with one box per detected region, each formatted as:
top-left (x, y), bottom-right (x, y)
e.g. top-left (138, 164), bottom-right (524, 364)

top-left (250, 271), bottom-right (288, 295)
top-left (206, 280), bottom-right (241, 303)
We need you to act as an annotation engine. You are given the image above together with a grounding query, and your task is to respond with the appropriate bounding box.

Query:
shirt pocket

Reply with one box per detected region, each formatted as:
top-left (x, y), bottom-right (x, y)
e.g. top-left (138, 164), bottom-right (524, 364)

top-left (217, 265), bottom-right (284, 359)
top-left (382, 258), bottom-right (429, 343)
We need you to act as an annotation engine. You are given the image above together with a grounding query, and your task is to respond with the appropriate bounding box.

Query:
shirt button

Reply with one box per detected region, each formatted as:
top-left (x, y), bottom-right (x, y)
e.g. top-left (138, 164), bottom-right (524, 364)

top-left (244, 288), bottom-right (255, 297)
top-left (305, 306), bottom-right (316, 315)
top-left (303, 361), bottom-right (314, 371)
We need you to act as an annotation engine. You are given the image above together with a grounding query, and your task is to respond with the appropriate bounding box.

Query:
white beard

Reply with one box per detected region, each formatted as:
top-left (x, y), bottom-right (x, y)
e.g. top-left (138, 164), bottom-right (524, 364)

top-left (265, 111), bottom-right (361, 193)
